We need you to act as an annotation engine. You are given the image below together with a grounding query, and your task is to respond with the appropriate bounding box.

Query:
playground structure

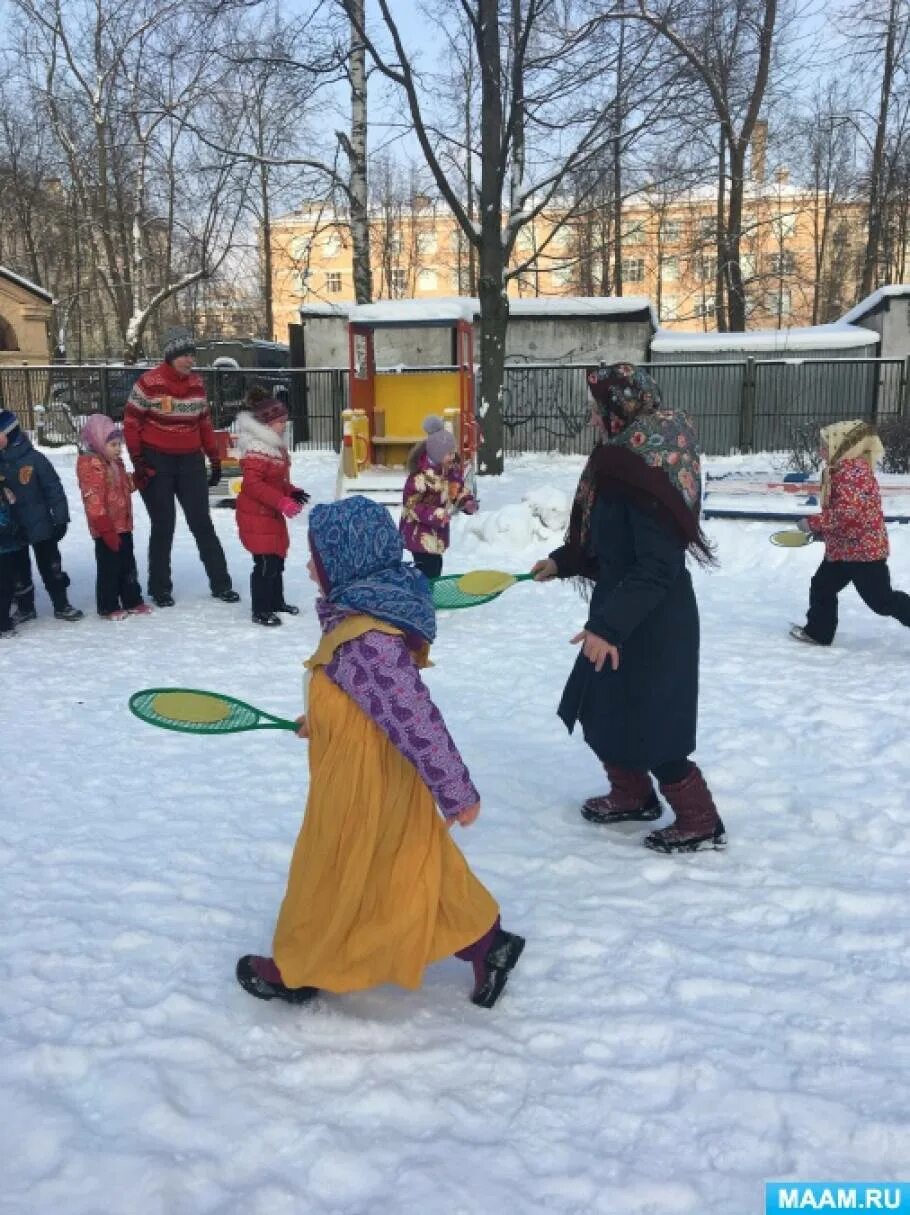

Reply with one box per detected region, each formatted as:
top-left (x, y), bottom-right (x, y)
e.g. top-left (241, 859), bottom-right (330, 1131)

top-left (336, 300), bottom-right (478, 504)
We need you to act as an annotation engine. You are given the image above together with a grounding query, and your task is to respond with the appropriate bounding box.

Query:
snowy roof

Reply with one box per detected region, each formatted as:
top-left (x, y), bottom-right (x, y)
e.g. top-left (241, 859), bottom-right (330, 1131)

top-left (651, 323), bottom-right (878, 353)
top-left (319, 295), bottom-right (656, 328)
top-left (0, 265), bottom-right (53, 303)
top-left (838, 285), bottom-right (910, 325)
top-left (350, 297), bottom-right (477, 326)
top-left (299, 302), bottom-right (355, 319)
top-left (509, 296), bottom-right (656, 326)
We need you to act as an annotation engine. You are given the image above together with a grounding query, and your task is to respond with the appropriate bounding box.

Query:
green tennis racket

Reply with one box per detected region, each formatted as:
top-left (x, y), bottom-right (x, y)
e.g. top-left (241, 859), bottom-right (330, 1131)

top-left (431, 569), bottom-right (535, 610)
top-left (129, 688), bottom-right (298, 735)
top-left (770, 529), bottom-right (815, 548)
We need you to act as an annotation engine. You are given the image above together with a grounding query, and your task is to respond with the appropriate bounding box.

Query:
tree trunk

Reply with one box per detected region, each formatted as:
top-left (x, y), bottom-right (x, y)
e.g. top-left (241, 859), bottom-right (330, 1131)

top-left (725, 144), bottom-right (748, 331)
top-left (348, 0), bottom-right (373, 304)
top-left (612, 17), bottom-right (625, 296)
top-left (260, 159), bottom-right (274, 339)
top-left (476, 0), bottom-right (506, 476)
top-left (715, 131), bottom-right (728, 331)
top-left (862, 0), bottom-right (900, 297)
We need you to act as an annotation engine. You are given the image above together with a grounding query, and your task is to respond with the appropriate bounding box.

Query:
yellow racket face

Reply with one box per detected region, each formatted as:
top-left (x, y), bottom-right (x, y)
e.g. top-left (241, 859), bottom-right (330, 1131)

top-left (770, 530), bottom-right (812, 548)
top-left (456, 569), bottom-right (516, 596)
top-left (151, 690), bottom-right (233, 725)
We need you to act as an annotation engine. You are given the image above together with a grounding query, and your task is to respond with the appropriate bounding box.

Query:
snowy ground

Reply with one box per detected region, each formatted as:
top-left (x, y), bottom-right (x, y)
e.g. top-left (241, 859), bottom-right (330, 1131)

top-left (2, 450), bottom-right (909, 1215)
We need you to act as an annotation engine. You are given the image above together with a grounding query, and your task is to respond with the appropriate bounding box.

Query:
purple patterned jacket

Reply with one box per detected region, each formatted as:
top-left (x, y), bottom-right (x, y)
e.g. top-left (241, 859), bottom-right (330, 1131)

top-left (317, 602), bottom-right (479, 818)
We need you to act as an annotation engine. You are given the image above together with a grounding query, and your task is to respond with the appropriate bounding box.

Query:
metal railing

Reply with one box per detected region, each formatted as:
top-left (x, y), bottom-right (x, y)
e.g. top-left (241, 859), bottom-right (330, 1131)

top-left (2, 356), bottom-right (907, 456)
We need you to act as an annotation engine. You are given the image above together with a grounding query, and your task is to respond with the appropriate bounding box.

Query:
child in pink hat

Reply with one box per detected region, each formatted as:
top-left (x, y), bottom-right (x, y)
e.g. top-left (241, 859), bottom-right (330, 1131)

top-left (399, 415), bottom-right (477, 579)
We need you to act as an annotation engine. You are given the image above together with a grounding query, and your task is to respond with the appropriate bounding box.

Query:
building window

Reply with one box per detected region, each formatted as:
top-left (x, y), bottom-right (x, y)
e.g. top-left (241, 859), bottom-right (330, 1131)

top-left (662, 219), bottom-right (682, 243)
top-left (417, 269), bottom-right (438, 291)
top-left (740, 253), bottom-right (756, 278)
top-left (661, 295), bottom-right (679, 321)
top-left (662, 255), bottom-right (679, 282)
top-left (695, 255), bottom-right (718, 282)
top-left (767, 252), bottom-right (796, 276)
top-left (390, 267), bottom-right (408, 294)
top-left (621, 220), bottom-right (646, 244)
top-left (698, 217), bottom-right (716, 242)
top-left (290, 236), bottom-right (311, 260)
top-left (766, 289), bottom-right (792, 316)
top-left (416, 232), bottom-right (438, 256)
top-left (325, 272), bottom-right (342, 294)
top-left (322, 232), bottom-right (342, 258)
top-left (291, 270), bottom-right (310, 295)
top-left (695, 296), bottom-right (717, 319)
top-left (551, 264), bottom-right (573, 286)
top-left (621, 257), bottom-right (645, 283)
top-left (772, 212), bottom-right (797, 239)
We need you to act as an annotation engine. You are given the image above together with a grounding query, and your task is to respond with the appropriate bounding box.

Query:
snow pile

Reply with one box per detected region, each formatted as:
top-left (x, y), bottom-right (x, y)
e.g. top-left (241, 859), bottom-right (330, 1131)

top-left (458, 484), bottom-right (570, 550)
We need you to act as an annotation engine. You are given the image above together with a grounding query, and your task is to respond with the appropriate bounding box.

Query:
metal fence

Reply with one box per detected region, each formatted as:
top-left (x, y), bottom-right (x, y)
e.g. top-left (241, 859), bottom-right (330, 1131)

top-left (502, 358), bottom-right (909, 455)
top-left (0, 364), bottom-right (348, 450)
top-left (2, 357), bottom-right (907, 456)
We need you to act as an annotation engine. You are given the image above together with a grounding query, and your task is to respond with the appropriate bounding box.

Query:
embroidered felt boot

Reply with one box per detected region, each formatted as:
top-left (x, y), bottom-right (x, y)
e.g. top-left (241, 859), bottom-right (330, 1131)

top-left (644, 765), bottom-right (726, 854)
top-left (581, 764), bottom-right (661, 824)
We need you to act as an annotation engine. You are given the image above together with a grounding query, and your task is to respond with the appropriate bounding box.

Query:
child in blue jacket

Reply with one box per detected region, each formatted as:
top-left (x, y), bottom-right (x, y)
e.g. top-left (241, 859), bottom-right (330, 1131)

top-left (0, 410), bottom-right (83, 622)
top-left (0, 471), bottom-right (28, 637)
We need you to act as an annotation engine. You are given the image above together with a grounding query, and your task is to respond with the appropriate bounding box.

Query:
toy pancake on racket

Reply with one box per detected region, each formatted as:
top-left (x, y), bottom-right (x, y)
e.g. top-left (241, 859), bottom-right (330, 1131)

top-left (431, 569), bottom-right (535, 610)
top-left (129, 688), bottom-right (298, 735)
top-left (769, 529), bottom-right (815, 548)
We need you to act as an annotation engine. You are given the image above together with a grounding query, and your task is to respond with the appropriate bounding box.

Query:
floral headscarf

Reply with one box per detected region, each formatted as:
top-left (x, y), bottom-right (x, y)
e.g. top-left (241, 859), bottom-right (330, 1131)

top-left (567, 363), bottom-right (712, 568)
top-left (308, 495), bottom-right (436, 643)
top-left (819, 420), bottom-right (883, 506)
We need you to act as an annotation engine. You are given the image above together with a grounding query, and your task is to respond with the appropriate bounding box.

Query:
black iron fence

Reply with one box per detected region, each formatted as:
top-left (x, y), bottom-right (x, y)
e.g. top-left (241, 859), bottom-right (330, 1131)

top-left (1, 357), bottom-right (907, 456)
top-left (0, 364), bottom-right (347, 450)
top-left (502, 358), bottom-right (910, 455)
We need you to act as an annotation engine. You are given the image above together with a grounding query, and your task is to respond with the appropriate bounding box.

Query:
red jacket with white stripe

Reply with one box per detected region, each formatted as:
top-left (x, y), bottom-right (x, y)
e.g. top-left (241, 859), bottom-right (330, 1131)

top-left (124, 361), bottom-right (218, 461)
top-left (808, 458), bottom-right (889, 562)
top-left (234, 412), bottom-right (302, 557)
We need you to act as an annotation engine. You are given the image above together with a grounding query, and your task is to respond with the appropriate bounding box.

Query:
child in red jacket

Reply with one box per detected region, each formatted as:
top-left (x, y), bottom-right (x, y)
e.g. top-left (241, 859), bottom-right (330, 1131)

top-left (791, 419), bottom-right (910, 646)
top-left (235, 390), bottom-right (309, 626)
top-left (76, 414), bottom-right (150, 620)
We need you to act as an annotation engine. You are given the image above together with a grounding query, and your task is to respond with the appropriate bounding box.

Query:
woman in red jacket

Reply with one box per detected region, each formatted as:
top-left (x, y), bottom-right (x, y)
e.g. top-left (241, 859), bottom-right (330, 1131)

top-left (791, 419), bottom-right (910, 646)
top-left (235, 390), bottom-right (309, 626)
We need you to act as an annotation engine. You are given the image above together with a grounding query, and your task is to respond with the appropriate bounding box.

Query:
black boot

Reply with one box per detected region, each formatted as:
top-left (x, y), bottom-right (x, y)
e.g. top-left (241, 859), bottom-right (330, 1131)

top-left (470, 930), bottom-right (525, 1009)
top-left (275, 602), bottom-right (300, 615)
top-left (236, 956), bottom-right (317, 1005)
top-left (10, 606), bottom-right (36, 625)
top-left (54, 603), bottom-right (84, 622)
top-left (252, 611), bottom-right (282, 627)
top-left (151, 593), bottom-right (175, 608)
top-left (212, 588), bottom-right (240, 603)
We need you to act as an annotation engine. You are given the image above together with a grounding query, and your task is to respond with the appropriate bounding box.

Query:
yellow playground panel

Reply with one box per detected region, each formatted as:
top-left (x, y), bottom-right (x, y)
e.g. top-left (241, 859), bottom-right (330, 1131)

top-left (336, 300), bottom-right (478, 504)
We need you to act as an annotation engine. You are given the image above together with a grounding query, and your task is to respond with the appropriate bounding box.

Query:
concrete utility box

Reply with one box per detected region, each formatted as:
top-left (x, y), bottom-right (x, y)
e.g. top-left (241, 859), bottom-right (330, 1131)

top-left (839, 286), bottom-right (910, 362)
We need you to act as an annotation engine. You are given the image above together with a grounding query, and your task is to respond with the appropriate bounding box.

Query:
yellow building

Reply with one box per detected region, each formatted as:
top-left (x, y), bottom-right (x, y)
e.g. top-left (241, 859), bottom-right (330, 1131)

top-left (268, 180), bottom-right (868, 341)
top-left (0, 265), bottom-right (52, 365)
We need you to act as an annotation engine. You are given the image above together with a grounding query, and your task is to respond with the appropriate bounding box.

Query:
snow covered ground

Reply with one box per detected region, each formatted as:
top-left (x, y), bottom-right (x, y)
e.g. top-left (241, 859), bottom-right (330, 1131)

top-left (2, 449), bottom-right (909, 1215)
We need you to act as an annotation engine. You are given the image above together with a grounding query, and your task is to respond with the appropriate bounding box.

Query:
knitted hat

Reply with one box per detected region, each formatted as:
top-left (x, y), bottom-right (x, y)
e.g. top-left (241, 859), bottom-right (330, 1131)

top-left (163, 336), bottom-right (196, 364)
top-left (0, 409), bottom-right (20, 438)
top-left (423, 415), bottom-right (456, 466)
top-left (246, 383), bottom-right (288, 425)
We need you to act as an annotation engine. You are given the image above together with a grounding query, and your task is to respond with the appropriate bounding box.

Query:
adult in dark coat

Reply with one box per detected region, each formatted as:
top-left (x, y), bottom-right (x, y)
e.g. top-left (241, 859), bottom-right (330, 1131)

top-left (531, 363), bottom-right (725, 854)
top-left (0, 409), bottom-right (83, 622)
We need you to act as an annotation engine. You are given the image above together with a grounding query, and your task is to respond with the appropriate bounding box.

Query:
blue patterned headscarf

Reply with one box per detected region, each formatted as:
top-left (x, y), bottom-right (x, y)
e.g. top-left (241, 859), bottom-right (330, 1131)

top-left (309, 496), bottom-right (436, 643)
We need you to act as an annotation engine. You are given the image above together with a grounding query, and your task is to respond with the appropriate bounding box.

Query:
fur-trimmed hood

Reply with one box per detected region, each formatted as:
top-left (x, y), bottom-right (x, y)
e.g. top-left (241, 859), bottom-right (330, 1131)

top-left (236, 409), bottom-right (287, 459)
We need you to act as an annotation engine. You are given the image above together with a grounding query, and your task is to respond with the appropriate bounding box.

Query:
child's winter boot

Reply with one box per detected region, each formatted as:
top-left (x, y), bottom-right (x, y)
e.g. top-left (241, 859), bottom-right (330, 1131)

top-left (644, 764), bottom-right (726, 854)
top-left (470, 929), bottom-right (526, 1009)
top-left (581, 764), bottom-right (661, 824)
top-left (236, 955), bottom-right (317, 1004)
top-left (54, 602), bottom-right (85, 622)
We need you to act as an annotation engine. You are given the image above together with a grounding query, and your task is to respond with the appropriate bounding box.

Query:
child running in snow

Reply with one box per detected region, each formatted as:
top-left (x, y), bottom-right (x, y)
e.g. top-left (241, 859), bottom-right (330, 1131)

top-left (399, 415), bottom-right (477, 579)
top-left (235, 386), bottom-right (309, 627)
top-left (790, 419), bottom-right (910, 646)
top-left (76, 414), bottom-right (150, 620)
top-left (236, 494), bottom-right (524, 1009)
top-left (0, 408), bottom-right (83, 623)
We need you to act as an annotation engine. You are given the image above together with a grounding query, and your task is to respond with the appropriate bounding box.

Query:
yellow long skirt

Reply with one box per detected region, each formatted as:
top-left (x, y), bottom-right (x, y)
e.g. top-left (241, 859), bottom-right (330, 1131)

top-left (272, 670), bottom-right (499, 992)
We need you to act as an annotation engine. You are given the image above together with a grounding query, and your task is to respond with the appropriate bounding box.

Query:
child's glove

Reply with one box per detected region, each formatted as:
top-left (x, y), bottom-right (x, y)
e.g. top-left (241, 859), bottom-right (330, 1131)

top-left (290, 488), bottom-right (310, 505)
top-left (796, 517), bottom-right (813, 534)
top-left (279, 497), bottom-right (303, 518)
top-left (207, 459), bottom-right (222, 488)
top-left (461, 497), bottom-right (479, 515)
top-left (98, 523), bottom-right (121, 552)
